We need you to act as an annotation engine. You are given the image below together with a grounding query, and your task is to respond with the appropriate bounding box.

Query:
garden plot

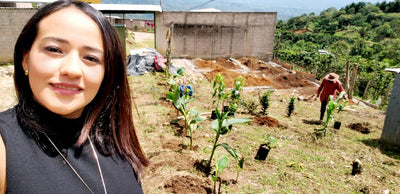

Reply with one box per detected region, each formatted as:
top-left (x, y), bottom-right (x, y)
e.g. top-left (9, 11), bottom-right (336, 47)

top-left (130, 58), bottom-right (398, 193)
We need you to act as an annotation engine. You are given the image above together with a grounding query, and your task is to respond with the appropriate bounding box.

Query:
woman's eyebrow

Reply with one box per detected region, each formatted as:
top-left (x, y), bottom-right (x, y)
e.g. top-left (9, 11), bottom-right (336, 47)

top-left (43, 36), bottom-right (69, 44)
top-left (83, 46), bottom-right (104, 54)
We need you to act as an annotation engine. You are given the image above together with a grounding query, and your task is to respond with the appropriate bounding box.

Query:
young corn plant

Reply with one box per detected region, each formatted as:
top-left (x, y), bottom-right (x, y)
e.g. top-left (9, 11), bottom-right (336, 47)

top-left (287, 97), bottom-right (295, 117)
top-left (207, 107), bottom-right (251, 176)
top-left (317, 91), bottom-right (346, 136)
top-left (212, 156), bottom-right (228, 194)
top-left (228, 76), bottom-right (245, 116)
top-left (167, 84), bottom-right (204, 150)
top-left (212, 73), bottom-right (229, 111)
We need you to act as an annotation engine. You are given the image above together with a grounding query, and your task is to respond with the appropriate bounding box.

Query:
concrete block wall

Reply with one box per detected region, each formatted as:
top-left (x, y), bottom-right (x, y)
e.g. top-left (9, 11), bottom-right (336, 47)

top-left (155, 11), bottom-right (277, 61)
top-left (0, 8), bottom-right (37, 63)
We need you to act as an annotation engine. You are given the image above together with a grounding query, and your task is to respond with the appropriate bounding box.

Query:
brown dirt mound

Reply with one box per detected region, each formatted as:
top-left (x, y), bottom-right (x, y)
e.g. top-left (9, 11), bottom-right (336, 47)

top-left (273, 73), bottom-right (315, 89)
top-left (238, 57), bottom-right (264, 70)
top-left (348, 123), bottom-right (371, 134)
top-left (196, 57), bottom-right (318, 96)
top-left (163, 174), bottom-right (212, 194)
top-left (253, 115), bottom-right (280, 127)
top-left (202, 66), bottom-right (274, 88)
top-left (195, 58), bottom-right (241, 69)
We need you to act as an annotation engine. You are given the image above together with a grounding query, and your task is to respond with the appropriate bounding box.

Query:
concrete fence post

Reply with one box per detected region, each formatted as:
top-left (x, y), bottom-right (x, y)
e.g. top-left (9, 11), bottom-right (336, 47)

top-left (381, 68), bottom-right (400, 146)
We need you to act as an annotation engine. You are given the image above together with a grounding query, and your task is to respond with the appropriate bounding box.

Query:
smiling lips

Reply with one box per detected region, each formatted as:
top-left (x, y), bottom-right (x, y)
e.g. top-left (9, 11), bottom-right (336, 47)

top-left (51, 83), bottom-right (82, 95)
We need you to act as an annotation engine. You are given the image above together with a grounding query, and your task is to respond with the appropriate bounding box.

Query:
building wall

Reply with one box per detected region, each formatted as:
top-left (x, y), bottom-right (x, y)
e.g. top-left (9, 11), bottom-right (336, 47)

top-left (155, 11), bottom-right (277, 61)
top-left (0, 9), bottom-right (277, 63)
top-left (123, 19), bottom-right (154, 31)
top-left (0, 8), bottom-right (36, 63)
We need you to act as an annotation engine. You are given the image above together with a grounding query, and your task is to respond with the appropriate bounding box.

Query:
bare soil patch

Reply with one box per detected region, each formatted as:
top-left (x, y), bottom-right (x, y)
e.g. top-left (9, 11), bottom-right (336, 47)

top-left (348, 123), bottom-right (372, 134)
top-left (163, 174), bottom-right (212, 194)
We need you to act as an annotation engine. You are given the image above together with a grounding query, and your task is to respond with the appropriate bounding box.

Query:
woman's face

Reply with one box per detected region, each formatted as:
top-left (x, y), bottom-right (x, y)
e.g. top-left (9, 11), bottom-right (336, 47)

top-left (23, 7), bottom-right (105, 119)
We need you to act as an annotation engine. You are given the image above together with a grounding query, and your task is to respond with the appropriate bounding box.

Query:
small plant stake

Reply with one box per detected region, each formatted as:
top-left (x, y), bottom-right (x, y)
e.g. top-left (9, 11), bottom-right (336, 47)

top-left (351, 159), bottom-right (363, 175)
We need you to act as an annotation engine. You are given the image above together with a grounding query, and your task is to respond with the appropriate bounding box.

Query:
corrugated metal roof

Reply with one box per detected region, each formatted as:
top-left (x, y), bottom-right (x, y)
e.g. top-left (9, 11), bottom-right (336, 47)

top-left (90, 4), bottom-right (162, 12)
top-left (0, 1), bottom-right (162, 12)
top-left (385, 68), bottom-right (400, 74)
top-left (0, 0), bottom-right (55, 2)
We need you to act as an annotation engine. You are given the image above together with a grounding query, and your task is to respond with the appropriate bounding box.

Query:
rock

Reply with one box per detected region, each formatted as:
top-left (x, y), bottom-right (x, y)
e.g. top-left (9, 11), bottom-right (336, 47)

top-left (297, 96), bottom-right (304, 101)
top-left (381, 190), bottom-right (389, 194)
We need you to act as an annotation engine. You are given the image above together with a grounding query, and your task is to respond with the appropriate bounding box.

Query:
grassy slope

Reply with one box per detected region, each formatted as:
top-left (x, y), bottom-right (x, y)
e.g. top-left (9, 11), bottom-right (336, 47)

top-left (129, 73), bottom-right (399, 193)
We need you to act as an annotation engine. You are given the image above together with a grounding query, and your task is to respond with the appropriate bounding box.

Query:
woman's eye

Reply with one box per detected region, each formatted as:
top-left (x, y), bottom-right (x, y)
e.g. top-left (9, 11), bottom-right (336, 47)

top-left (45, 47), bottom-right (62, 53)
top-left (84, 56), bottom-right (100, 63)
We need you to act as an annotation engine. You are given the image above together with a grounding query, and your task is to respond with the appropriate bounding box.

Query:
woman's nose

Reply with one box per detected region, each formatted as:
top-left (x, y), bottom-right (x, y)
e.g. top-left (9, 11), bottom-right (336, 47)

top-left (60, 51), bottom-right (82, 79)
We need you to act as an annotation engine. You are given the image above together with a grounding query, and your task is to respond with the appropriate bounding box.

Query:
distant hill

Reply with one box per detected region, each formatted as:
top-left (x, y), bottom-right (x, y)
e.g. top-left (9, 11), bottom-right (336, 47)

top-left (101, 0), bottom-right (390, 21)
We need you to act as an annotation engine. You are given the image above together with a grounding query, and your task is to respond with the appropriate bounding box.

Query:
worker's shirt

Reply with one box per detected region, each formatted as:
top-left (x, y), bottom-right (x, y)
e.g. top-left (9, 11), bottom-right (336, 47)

top-left (317, 78), bottom-right (345, 102)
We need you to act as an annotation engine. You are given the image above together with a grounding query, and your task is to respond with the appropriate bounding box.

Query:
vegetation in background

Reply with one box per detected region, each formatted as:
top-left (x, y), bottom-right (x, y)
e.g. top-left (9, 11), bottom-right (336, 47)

top-left (275, 1), bottom-right (400, 108)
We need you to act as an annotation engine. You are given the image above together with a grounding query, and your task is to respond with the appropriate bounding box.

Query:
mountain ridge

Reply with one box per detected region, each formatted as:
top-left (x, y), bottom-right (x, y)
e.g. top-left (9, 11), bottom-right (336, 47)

top-left (102, 0), bottom-right (390, 21)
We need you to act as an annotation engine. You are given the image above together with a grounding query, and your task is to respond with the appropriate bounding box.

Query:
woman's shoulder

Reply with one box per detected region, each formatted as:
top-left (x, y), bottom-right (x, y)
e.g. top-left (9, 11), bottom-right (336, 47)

top-left (0, 106), bottom-right (17, 123)
top-left (0, 106), bottom-right (19, 138)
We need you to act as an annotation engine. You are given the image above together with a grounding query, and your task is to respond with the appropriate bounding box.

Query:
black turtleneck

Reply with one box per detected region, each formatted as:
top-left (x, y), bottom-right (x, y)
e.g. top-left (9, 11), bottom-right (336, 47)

top-left (17, 99), bottom-right (86, 156)
top-left (0, 104), bottom-right (143, 193)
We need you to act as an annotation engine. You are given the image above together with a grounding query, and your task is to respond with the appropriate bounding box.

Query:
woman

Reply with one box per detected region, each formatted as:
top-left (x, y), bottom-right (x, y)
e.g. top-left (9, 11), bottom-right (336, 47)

top-left (0, 0), bottom-right (149, 193)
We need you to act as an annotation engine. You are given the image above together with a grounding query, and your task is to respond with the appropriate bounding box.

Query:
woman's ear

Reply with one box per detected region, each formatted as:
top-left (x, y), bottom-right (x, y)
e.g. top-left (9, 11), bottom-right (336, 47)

top-left (22, 51), bottom-right (29, 71)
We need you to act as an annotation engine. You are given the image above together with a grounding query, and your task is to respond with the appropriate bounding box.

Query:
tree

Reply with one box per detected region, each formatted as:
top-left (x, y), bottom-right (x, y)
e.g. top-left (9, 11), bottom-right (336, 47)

top-left (375, 23), bottom-right (394, 41)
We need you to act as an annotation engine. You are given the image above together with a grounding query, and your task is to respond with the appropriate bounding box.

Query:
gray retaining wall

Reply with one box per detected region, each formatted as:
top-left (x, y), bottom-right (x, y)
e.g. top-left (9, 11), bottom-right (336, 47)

top-left (155, 11), bottom-right (277, 61)
top-left (1, 9), bottom-right (277, 63)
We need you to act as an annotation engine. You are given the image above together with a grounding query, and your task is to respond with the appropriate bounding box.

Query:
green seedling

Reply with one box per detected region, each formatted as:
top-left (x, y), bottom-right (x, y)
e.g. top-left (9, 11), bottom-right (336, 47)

top-left (167, 84), bottom-right (204, 150)
top-left (287, 97), bottom-right (295, 117)
top-left (212, 156), bottom-right (229, 194)
top-left (212, 73), bottom-right (229, 110)
top-left (317, 91), bottom-right (346, 136)
top-left (228, 76), bottom-right (245, 116)
top-left (265, 135), bottom-right (277, 148)
top-left (207, 107), bottom-right (251, 174)
top-left (260, 90), bottom-right (273, 115)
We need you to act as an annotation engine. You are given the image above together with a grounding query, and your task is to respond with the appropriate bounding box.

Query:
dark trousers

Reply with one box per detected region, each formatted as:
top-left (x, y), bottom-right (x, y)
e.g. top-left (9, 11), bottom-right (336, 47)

top-left (320, 99), bottom-right (328, 121)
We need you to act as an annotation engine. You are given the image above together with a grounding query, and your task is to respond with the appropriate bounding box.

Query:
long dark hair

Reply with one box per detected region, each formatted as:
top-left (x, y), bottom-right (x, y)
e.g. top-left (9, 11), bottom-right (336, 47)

top-left (14, 0), bottom-right (149, 179)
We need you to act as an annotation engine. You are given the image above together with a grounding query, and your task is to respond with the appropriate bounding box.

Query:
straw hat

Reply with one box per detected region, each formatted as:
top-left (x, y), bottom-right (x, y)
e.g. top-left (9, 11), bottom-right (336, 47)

top-left (326, 73), bottom-right (339, 81)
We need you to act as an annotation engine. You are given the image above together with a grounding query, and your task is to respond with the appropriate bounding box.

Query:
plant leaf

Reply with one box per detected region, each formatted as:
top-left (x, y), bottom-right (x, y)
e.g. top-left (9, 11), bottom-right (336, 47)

top-left (176, 67), bottom-right (184, 75)
top-left (225, 118), bottom-right (252, 126)
top-left (216, 156), bottom-right (229, 173)
top-left (218, 143), bottom-right (239, 160)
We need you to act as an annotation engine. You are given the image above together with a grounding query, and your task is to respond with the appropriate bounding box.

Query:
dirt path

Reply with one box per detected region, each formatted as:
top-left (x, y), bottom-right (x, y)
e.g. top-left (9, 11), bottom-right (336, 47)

top-left (133, 31), bottom-right (154, 42)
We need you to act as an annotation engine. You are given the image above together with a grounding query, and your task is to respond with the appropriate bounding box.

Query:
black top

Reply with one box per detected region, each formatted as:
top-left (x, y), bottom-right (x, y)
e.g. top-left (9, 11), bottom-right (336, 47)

top-left (0, 106), bottom-right (143, 193)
